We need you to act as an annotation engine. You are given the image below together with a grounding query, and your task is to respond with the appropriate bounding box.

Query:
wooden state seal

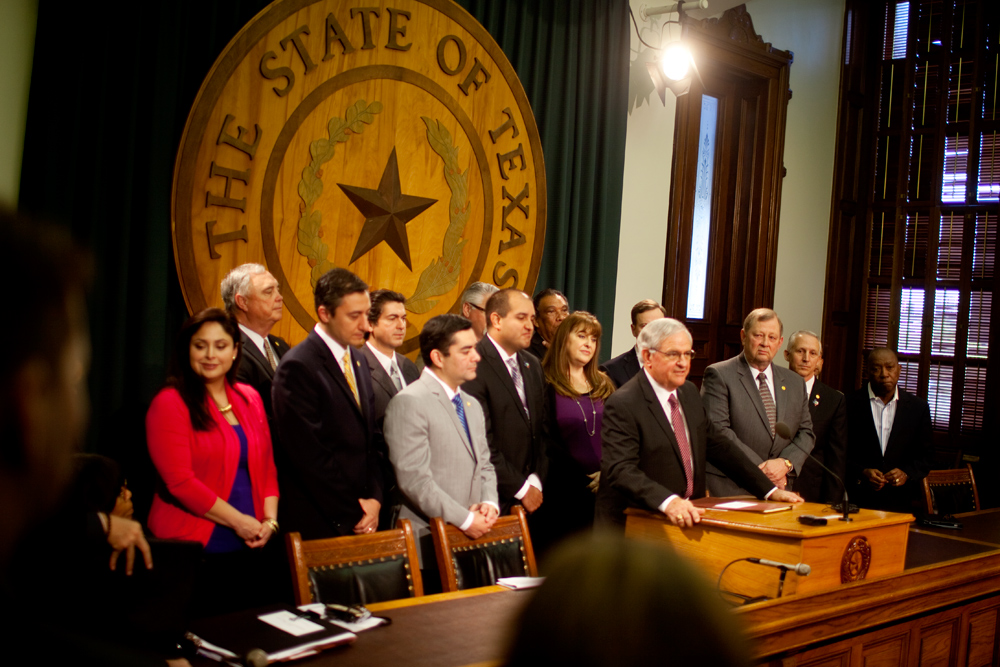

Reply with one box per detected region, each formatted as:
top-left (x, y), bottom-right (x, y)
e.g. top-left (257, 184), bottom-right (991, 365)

top-left (171, 0), bottom-right (546, 351)
top-left (841, 536), bottom-right (872, 583)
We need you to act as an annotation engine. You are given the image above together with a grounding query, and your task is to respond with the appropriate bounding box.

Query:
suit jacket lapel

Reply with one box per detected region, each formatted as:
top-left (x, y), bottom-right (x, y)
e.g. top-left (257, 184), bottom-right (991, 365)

top-left (316, 335), bottom-right (364, 419)
top-left (517, 351), bottom-right (541, 419)
top-left (481, 339), bottom-right (530, 425)
top-left (268, 335), bottom-right (289, 360)
top-left (366, 350), bottom-right (398, 399)
top-left (773, 366), bottom-right (788, 423)
top-left (241, 332), bottom-right (274, 380)
top-left (737, 355), bottom-right (772, 433)
top-left (425, 375), bottom-right (476, 458)
top-left (855, 387), bottom-right (883, 460)
top-left (637, 373), bottom-right (683, 465)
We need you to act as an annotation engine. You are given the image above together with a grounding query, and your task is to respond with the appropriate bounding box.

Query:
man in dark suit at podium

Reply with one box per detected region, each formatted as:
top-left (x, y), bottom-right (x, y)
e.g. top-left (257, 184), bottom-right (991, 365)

top-left (222, 264), bottom-right (289, 426)
top-left (784, 331), bottom-right (847, 503)
top-left (600, 299), bottom-right (666, 388)
top-left (597, 318), bottom-right (803, 529)
top-left (361, 289), bottom-right (420, 528)
top-left (273, 268), bottom-right (382, 539)
top-left (846, 348), bottom-right (933, 513)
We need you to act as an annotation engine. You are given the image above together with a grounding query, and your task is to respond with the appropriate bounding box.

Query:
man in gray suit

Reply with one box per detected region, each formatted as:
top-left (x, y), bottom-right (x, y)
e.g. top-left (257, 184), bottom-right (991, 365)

top-left (701, 308), bottom-right (815, 497)
top-left (384, 314), bottom-right (499, 578)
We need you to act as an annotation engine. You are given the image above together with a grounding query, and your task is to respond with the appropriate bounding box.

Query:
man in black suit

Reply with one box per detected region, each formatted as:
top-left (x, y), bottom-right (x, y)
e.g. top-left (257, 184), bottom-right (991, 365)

top-left (222, 264), bottom-right (289, 426)
top-left (463, 289), bottom-right (549, 520)
top-left (528, 288), bottom-right (569, 360)
top-left (272, 268), bottom-right (382, 539)
top-left (784, 330), bottom-right (847, 503)
top-left (361, 289), bottom-right (420, 529)
top-left (596, 318), bottom-right (803, 529)
top-left (600, 299), bottom-right (666, 388)
top-left (846, 348), bottom-right (933, 513)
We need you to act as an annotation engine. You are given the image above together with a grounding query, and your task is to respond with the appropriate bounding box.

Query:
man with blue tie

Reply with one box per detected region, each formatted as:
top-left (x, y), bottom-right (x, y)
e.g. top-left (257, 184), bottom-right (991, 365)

top-left (385, 315), bottom-right (498, 575)
top-left (272, 268), bottom-right (382, 539)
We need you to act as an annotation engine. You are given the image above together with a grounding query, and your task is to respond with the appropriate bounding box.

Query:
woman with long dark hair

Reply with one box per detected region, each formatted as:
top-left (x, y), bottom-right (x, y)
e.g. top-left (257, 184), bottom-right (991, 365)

top-left (540, 312), bottom-right (615, 547)
top-left (146, 308), bottom-right (279, 616)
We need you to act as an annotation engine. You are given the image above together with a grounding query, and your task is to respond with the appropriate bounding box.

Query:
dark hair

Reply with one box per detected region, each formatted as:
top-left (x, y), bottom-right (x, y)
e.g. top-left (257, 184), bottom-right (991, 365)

top-left (630, 299), bottom-right (667, 326)
top-left (70, 453), bottom-right (123, 514)
top-left (368, 289), bottom-right (407, 325)
top-left (484, 288), bottom-right (529, 325)
top-left (532, 288), bottom-right (567, 313)
top-left (0, 209), bottom-right (91, 465)
top-left (166, 308), bottom-right (245, 431)
top-left (420, 314), bottom-right (474, 368)
top-left (505, 533), bottom-right (751, 667)
top-left (315, 267), bottom-right (368, 314)
top-left (543, 312), bottom-right (615, 400)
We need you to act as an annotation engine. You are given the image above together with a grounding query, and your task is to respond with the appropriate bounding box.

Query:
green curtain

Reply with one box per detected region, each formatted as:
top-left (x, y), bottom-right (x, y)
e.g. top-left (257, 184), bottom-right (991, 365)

top-left (456, 0), bottom-right (629, 356)
top-left (18, 0), bottom-right (628, 472)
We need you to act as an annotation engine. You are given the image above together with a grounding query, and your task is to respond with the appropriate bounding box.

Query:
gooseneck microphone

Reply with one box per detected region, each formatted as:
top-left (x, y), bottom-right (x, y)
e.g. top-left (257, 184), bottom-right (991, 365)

top-left (748, 558), bottom-right (811, 576)
top-left (775, 421), bottom-right (852, 522)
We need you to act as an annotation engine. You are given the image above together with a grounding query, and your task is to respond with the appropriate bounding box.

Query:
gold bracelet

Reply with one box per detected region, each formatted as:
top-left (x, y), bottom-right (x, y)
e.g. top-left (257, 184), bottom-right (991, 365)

top-left (263, 518), bottom-right (279, 533)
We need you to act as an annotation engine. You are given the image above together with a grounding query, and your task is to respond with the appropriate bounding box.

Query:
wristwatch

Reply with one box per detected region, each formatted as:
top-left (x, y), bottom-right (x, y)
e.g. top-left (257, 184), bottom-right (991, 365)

top-left (782, 458), bottom-right (793, 471)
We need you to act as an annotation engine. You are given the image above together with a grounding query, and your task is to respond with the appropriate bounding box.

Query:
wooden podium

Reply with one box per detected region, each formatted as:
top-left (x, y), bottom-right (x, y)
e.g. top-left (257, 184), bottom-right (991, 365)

top-left (625, 502), bottom-right (913, 600)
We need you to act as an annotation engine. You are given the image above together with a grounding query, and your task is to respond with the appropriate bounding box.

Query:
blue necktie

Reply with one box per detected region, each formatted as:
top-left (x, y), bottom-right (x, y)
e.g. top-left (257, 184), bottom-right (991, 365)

top-left (452, 394), bottom-right (472, 444)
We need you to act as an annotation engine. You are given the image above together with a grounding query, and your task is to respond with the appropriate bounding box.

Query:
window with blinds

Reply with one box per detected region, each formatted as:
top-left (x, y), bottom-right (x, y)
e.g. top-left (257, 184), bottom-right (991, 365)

top-left (864, 0), bottom-right (996, 437)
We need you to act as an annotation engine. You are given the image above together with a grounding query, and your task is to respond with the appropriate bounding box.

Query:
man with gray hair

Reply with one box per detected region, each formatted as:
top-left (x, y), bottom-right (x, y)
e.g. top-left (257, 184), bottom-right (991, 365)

top-left (784, 330), bottom-right (847, 503)
top-left (701, 308), bottom-right (815, 497)
top-left (460, 281), bottom-right (499, 341)
top-left (221, 263), bottom-right (289, 425)
top-left (597, 318), bottom-right (803, 529)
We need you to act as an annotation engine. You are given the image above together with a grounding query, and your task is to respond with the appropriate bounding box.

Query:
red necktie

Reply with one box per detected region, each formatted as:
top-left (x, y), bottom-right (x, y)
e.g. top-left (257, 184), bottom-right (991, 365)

top-left (669, 395), bottom-right (694, 498)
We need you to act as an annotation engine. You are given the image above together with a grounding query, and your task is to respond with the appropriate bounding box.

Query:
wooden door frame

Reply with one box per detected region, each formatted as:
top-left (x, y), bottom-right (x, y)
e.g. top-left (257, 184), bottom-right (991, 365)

top-left (662, 6), bottom-right (793, 373)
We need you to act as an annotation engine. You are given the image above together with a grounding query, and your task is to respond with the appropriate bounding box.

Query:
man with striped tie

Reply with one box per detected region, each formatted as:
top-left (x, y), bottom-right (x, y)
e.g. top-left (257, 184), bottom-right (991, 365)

top-left (385, 314), bottom-right (498, 576)
top-left (222, 264), bottom-right (289, 431)
top-left (272, 268), bottom-right (383, 539)
top-left (701, 308), bottom-right (816, 498)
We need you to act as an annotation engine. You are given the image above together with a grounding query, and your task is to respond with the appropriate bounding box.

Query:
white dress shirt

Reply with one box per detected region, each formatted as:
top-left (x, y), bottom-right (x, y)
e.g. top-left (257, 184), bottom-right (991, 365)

top-left (314, 323), bottom-right (350, 374)
top-left (868, 383), bottom-right (900, 455)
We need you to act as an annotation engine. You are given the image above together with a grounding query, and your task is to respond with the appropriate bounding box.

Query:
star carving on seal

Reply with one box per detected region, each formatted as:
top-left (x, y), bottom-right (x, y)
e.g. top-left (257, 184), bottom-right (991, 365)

top-left (337, 147), bottom-right (437, 270)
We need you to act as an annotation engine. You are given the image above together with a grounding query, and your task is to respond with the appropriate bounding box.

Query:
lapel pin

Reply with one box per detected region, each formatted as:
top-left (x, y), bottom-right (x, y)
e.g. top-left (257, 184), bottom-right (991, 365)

top-left (781, 385), bottom-right (786, 391)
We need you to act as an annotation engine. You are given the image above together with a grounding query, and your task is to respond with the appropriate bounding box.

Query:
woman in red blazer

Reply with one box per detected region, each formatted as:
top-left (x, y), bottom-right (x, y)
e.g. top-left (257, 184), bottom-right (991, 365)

top-left (146, 308), bottom-right (280, 617)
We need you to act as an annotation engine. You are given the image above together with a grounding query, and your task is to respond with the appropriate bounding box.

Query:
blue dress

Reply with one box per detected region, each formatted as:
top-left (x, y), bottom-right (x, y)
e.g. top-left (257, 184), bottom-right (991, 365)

top-left (205, 424), bottom-right (255, 553)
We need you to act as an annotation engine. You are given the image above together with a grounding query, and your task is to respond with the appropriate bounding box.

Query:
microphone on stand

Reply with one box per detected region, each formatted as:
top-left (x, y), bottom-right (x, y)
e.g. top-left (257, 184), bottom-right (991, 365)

top-left (748, 558), bottom-right (811, 576)
top-left (774, 422), bottom-right (852, 523)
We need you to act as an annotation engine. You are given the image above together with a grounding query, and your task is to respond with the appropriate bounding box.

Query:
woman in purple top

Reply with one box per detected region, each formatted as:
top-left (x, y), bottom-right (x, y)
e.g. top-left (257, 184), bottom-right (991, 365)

top-left (541, 312), bottom-right (616, 547)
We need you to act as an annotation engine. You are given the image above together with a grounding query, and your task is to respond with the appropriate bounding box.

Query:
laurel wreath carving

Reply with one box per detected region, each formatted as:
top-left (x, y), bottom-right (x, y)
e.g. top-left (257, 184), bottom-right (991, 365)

top-left (293, 103), bottom-right (469, 313)
top-left (405, 117), bottom-right (471, 314)
top-left (295, 99), bottom-right (383, 287)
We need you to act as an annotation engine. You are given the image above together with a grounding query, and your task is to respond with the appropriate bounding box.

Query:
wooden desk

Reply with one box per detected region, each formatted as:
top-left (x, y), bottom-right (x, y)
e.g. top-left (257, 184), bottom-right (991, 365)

top-left (218, 587), bottom-right (529, 667)
top-left (625, 502), bottom-right (913, 598)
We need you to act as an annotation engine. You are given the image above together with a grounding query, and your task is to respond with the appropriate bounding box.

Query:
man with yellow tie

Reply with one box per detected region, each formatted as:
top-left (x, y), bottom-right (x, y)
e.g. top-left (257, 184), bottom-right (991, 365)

top-left (273, 268), bottom-right (383, 539)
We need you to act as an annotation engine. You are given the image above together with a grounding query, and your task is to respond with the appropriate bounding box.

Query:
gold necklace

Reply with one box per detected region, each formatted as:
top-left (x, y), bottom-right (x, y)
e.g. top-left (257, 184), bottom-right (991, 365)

top-left (218, 403), bottom-right (233, 413)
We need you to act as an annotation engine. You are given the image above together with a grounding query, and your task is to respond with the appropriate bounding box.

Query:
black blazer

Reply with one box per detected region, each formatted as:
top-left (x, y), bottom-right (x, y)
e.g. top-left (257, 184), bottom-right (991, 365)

top-left (596, 372), bottom-right (774, 528)
top-left (236, 330), bottom-right (289, 423)
top-left (272, 331), bottom-right (383, 539)
top-left (845, 386), bottom-right (933, 513)
top-left (360, 344), bottom-right (421, 427)
top-left (795, 379), bottom-right (848, 504)
top-left (600, 347), bottom-right (640, 389)
top-left (463, 336), bottom-right (548, 509)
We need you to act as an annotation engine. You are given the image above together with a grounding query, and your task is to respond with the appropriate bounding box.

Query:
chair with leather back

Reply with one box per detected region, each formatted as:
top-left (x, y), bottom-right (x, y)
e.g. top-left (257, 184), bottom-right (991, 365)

top-left (430, 505), bottom-right (538, 592)
top-left (922, 464), bottom-right (980, 516)
top-left (286, 519), bottom-right (423, 606)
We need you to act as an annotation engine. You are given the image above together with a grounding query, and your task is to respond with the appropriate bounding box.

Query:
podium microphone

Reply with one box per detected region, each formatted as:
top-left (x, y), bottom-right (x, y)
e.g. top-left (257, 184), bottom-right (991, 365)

top-left (748, 558), bottom-right (811, 576)
top-left (774, 421), bottom-right (852, 522)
